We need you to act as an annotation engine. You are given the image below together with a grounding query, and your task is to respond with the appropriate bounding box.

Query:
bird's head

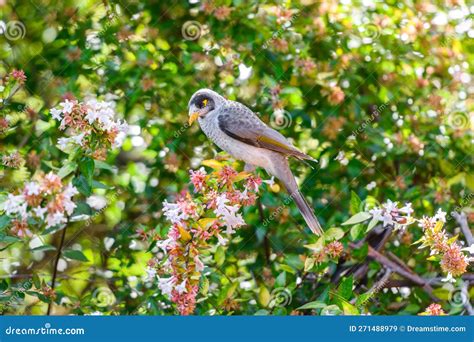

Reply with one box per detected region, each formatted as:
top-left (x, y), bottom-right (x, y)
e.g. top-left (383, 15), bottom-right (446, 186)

top-left (187, 89), bottom-right (224, 125)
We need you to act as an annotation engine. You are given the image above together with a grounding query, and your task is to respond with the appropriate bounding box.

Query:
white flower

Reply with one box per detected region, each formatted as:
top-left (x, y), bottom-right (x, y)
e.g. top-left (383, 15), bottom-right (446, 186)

top-left (63, 198), bottom-right (77, 215)
top-left (369, 207), bottom-right (383, 222)
top-left (441, 273), bottom-right (455, 283)
top-left (263, 176), bottom-right (275, 187)
top-left (50, 107), bottom-right (63, 120)
top-left (60, 99), bottom-right (74, 114)
top-left (214, 194), bottom-right (245, 234)
top-left (3, 194), bottom-right (26, 216)
top-left (71, 133), bottom-right (85, 146)
top-left (157, 277), bottom-right (175, 298)
top-left (461, 244), bottom-right (474, 255)
top-left (399, 202), bottom-right (414, 216)
top-left (240, 281), bottom-right (252, 290)
top-left (434, 208), bottom-right (447, 223)
top-left (381, 212), bottom-right (394, 227)
top-left (32, 206), bottom-right (47, 219)
top-left (175, 279), bottom-right (187, 294)
top-left (24, 182), bottom-right (41, 196)
top-left (145, 267), bottom-right (157, 282)
top-left (57, 137), bottom-right (71, 150)
top-left (63, 184), bottom-right (79, 198)
top-left (162, 200), bottom-right (188, 224)
top-left (366, 181), bottom-right (376, 191)
top-left (86, 195), bottom-right (107, 210)
top-left (156, 238), bottom-right (174, 253)
top-left (46, 211), bottom-right (67, 228)
top-left (217, 234), bottom-right (228, 246)
top-left (382, 199), bottom-right (398, 213)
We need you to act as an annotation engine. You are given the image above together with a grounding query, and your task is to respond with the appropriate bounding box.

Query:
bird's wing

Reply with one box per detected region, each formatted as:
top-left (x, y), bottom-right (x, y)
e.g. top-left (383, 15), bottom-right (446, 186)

top-left (217, 102), bottom-right (314, 161)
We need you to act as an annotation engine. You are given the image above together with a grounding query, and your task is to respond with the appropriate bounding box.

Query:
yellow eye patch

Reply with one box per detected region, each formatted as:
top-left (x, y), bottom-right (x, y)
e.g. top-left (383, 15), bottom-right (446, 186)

top-left (202, 99), bottom-right (208, 107)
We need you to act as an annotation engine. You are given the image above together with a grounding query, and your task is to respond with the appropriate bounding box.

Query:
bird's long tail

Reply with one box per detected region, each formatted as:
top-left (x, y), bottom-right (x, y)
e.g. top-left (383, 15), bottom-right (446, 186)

top-left (276, 161), bottom-right (323, 236)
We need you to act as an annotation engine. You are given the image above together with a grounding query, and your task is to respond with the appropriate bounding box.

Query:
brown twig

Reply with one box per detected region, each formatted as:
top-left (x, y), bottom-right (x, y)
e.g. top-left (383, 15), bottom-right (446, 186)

top-left (46, 226), bottom-right (67, 315)
top-left (452, 212), bottom-right (473, 246)
top-left (360, 244), bottom-right (439, 301)
top-left (256, 197), bottom-right (270, 264)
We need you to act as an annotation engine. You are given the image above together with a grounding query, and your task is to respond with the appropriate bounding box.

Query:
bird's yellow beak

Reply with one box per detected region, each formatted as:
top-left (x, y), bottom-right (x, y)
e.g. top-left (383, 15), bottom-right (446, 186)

top-left (188, 112), bottom-right (200, 125)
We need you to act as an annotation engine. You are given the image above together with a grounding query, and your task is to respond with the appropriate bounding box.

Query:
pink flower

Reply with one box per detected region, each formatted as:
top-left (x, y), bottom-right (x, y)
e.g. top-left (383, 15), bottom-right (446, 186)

top-left (10, 69), bottom-right (27, 85)
top-left (189, 168), bottom-right (207, 192)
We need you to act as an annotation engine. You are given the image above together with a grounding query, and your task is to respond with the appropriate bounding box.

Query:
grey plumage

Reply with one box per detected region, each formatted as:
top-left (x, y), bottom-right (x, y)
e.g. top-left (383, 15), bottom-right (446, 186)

top-left (188, 89), bottom-right (323, 235)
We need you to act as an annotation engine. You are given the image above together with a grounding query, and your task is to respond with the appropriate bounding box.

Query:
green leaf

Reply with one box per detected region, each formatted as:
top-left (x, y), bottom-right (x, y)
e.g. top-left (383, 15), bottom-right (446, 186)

top-left (57, 161), bottom-right (77, 179)
top-left (366, 217), bottom-right (378, 232)
top-left (350, 224), bottom-right (364, 241)
top-left (324, 227), bottom-right (345, 241)
top-left (0, 216), bottom-right (11, 230)
top-left (63, 249), bottom-right (89, 262)
top-left (94, 160), bottom-right (115, 172)
top-left (73, 175), bottom-right (92, 196)
top-left (340, 299), bottom-right (360, 315)
top-left (338, 276), bottom-right (354, 300)
top-left (297, 301), bottom-right (327, 310)
top-left (31, 245), bottom-right (56, 252)
top-left (341, 212), bottom-right (371, 226)
top-left (350, 191), bottom-right (362, 215)
top-left (79, 157), bottom-right (95, 185)
top-left (92, 180), bottom-right (111, 189)
top-left (258, 286), bottom-right (271, 307)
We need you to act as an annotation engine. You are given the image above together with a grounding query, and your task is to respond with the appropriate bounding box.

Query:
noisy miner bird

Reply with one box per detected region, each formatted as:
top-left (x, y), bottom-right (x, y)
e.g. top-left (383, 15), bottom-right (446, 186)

top-left (188, 89), bottom-right (323, 235)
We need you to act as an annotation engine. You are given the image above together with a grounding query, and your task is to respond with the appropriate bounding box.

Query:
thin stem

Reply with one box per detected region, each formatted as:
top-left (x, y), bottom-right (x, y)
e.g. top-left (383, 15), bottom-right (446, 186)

top-left (47, 226), bottom-right (67, 315)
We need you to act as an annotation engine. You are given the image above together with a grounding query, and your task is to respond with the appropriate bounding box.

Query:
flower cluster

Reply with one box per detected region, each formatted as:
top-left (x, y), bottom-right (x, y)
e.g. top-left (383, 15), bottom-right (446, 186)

top-left (369, 200), bottom-right (415, 228)
top-left (417, 215), bottom-right (471, 278)
top-left (313, 241), bottom-right (344, 263)
top-left (420, 303), bottom-right (445, 316)
top-left (153, 159), bottom-right (262, 314)
top-left (1, 172), bottom-right (79, 236)
top-left (50, 95), bottom-right (128, 160)
top-left (367, 201), bottom-right (471, 278)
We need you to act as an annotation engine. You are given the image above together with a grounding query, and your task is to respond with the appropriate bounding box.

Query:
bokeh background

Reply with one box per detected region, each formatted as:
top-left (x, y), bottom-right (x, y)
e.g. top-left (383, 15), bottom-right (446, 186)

top-left (0, 0), bottom-right (473, 315)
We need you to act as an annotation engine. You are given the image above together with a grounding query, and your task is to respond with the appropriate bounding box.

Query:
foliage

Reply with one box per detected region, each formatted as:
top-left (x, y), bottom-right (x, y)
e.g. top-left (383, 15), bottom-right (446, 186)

top-left (0, 0), bottom-right (473, 316)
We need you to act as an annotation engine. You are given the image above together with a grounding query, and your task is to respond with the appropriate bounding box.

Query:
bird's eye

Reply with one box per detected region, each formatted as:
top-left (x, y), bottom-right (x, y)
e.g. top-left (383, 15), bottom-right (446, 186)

top-left (202, 99), bottom-right (208, 107)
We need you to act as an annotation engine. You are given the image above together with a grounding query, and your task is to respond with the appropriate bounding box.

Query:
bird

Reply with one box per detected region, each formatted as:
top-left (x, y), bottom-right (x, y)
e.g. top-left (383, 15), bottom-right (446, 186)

top-left (187, 88), bottom-right (323, 235)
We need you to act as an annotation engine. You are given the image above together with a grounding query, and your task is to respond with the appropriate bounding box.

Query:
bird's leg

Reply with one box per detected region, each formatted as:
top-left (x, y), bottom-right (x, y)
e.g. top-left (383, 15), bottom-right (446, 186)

top-left (244, 163), bottom-right (256, 173)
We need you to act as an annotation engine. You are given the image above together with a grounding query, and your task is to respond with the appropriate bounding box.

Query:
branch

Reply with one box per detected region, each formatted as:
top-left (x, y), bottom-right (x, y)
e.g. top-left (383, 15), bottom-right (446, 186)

top-left (46, 226), bottom-right (67, 315)
top-left (452, 212), bottom-right (473, 246)
top-left (362, 244), bottom-right (439, 301)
